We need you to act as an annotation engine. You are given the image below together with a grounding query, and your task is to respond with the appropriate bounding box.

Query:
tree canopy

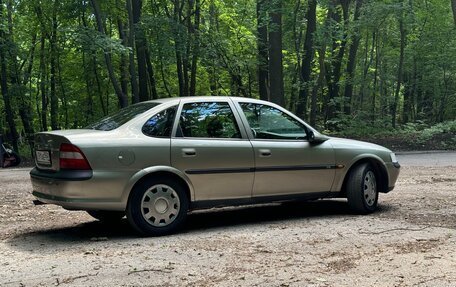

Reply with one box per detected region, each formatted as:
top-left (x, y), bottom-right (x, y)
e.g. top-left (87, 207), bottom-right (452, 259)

top-left (1, 0), bottom-right (455, 152)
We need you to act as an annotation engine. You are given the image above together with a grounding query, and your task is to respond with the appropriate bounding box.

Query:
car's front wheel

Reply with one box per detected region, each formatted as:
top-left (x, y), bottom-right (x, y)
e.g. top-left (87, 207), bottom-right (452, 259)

top-left (346, 163), bottom-right (379, 214)
top-left (126, 177), bottom-right (189, 236)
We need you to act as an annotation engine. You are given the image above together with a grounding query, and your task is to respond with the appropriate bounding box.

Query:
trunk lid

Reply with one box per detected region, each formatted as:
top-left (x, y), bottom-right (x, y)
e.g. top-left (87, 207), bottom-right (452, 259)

top-left (33, 130), bottom-right (101, 171)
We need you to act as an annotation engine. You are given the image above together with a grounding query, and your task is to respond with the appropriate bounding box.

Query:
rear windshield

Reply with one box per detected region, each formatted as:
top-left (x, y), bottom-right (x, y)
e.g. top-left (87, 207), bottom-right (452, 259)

top-left (86, 102), bottom-right (160, 131)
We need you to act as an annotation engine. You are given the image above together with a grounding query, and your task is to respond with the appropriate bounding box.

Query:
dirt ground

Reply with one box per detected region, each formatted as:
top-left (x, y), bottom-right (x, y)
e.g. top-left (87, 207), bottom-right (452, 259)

top-left (0, 155), bottom-right (455, 286)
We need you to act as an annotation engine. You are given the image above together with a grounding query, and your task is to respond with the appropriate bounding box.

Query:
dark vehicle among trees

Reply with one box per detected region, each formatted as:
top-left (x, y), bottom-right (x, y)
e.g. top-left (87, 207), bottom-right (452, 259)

top-left (0, 135), bottom-right (21, 168)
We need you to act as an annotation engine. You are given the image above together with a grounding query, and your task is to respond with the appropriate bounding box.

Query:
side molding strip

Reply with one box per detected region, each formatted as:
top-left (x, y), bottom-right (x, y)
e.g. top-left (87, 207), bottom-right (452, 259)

top-left (186, 164), bottom-right (339, 175)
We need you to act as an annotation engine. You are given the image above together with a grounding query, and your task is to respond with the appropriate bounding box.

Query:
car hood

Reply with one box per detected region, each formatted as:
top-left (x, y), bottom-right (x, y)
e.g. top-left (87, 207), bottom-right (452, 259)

top-left (327, 137), bottom-right (392, 153)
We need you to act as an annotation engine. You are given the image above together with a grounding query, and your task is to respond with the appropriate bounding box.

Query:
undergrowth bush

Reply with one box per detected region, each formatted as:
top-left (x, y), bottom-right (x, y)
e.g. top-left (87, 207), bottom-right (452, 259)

top-left (325, 114), bottom-right (456, 150)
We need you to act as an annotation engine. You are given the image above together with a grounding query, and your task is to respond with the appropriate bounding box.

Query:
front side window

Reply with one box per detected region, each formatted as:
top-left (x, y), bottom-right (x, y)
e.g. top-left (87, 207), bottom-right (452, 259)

top-left (178, 102), bottom-right (241, 139)
top-left (240, 103), bottom-right (306, 140)
top-left (142, 106), bottom-right (177, 137)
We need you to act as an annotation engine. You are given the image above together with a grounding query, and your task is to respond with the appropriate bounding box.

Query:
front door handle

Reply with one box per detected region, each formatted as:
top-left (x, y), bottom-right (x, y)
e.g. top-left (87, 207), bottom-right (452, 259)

top-left (182, 148), bottom-right (196, 157)
top-left (259, 149), bottom-right (271, 157)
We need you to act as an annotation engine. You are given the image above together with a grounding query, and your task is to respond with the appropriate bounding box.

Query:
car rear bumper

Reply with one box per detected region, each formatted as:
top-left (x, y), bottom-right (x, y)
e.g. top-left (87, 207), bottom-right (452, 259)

top-left (30, 167), bottom-right (93, 181)
top-left (31, 190), bottom-right (124, 210)
top-left (30, 168), bottom-right (125, 210)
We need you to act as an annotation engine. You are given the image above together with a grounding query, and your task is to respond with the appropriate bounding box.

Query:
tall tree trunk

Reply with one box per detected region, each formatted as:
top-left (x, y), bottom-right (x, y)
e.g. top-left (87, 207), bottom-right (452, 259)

top-left (49, 0), bottom-right (59, 130)
top-left (159, 55), bottom-right (172, 98)
top-left (410, 59), bottom-right (418, 122)
top-left (451, 0), bottom-right (456, 26)
top-left (117, 18), bottom-right (129, 99)
top-left (81, 8), bottom-right (106, 117)
top-left (174, 0), bottom-right (186, 97)
top-left (126, 0), bottom-right (139, 103)
top-left (392, 11), bottom-right (406, 128)
top-left (20, 37), bottom-right (37, 144)
top-left (268, 0), bottom-right (284, 106)
top-left (325, 0), bottom-right (350, 120)
top-left (0, 55), bottom-right (18, 152)
top-left (208, 0), bottom-right (218, 96)
top-left (7, 0), bottom-right (35, 146)
top-left (380, 60), bottom-right (388, 119)
top-left (402, 71), bottom-right (412, 123)
top-left (289, 0), bottom-right (302, 112)
top-left (82, 51), bottom-right (94, 125)
top-left (310, 47), bottom-right (326, 126)
top-left (343, 0), bottom-right (363, 115)
top-left (132, 0), bottom-right (149, 102)
top-left (360, 31), bottom-right (375, 111)
top-left (183, 0), bottom-right (192, 97)
top-left (372, 30), bottom-right (380, 122)
top-left (39, 31), bottom-right (48, 131)
top-left (296, 0), bottom-right (316, 119)
top-left (438, 67), bottom-right (449, 122)
top-left (145, 48), bottom-right (158, 99)
top-left (92, 55), bottom-right (107, 115)
top-left (0, 0), bottom-right (18, 151)
top-left (57, 45), bottom-right (69, 128)
top-left (257, 0), bottom-right (269, 101)
top-left (90, 0), bottom-right (128, 108)
top-left (189, 0), bottom-right (200, 98)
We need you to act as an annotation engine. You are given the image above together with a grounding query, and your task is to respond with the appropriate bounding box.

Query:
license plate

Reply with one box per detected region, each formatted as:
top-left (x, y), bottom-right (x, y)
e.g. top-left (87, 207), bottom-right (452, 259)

top-left (36, 150), bottom-right (51, 165)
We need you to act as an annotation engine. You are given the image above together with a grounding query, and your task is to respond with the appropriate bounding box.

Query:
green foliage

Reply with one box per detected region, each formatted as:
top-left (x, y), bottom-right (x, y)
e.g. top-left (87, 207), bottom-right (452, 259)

top-left (328, 116), bottom-right (456, 151)
top-left (0, 0), bottom-right (455, 158)
top-left (416, 120), bottom-right (456, 144)
top-left (325, 111), bottom-right (394, 138)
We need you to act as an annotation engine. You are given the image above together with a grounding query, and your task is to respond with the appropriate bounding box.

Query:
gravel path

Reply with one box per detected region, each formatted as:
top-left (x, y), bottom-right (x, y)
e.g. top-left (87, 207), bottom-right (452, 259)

top-left (0, 153), bottom-right (455, 286)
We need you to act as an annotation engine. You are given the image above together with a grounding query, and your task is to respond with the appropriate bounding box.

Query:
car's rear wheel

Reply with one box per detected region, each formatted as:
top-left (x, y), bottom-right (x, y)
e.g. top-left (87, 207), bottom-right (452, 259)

top-left (86, 210), bottom-right (125, 223)
top-left (126, 177), bottom-right (189, 236)
top-left (346, 163), bottom-right (378, 214)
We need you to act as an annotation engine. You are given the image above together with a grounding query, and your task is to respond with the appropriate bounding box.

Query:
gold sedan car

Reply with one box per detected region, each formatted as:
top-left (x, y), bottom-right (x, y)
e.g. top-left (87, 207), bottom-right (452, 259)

top-left (30, 97), bottom-right (400, 236)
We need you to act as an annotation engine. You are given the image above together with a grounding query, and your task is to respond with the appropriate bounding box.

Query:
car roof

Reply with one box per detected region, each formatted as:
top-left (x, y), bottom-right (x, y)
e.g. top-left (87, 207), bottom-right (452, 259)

top-left (143, 96), bottom-right (265, 105)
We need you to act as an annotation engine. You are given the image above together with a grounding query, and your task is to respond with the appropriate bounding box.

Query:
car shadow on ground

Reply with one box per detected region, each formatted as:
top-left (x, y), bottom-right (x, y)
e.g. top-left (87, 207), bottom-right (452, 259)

top-left (7, 199), bottom-right (396, 251)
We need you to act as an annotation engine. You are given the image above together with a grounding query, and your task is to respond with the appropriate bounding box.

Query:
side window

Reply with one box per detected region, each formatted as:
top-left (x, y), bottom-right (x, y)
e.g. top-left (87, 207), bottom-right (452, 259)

top-left (142, 106), bottom-right (177, 137)
top-left (240, 103), bottom-right (306, 140)
top-left (178, 102), bottom-right (241, 139)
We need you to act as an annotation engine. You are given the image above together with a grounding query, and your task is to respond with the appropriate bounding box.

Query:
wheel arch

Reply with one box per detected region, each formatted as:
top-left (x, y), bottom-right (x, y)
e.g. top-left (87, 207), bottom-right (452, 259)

top-left (339, 156), bottom-right (389, 197)
top-left (121, 166), bottom-right (194, 207)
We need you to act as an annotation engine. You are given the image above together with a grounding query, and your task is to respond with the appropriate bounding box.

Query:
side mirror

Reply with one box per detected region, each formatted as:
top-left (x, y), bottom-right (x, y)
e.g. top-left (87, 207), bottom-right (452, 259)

top-left (307, 130), bottom-right (315, 141)
top-left (307, 130), bottom-right (329, 144)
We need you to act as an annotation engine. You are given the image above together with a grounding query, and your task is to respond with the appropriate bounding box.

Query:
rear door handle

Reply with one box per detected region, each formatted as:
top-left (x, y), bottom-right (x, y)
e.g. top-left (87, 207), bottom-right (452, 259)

top-left (259, 149), bottom-right (271, 157)
top-left (182, 148), bottom-right (196, 157)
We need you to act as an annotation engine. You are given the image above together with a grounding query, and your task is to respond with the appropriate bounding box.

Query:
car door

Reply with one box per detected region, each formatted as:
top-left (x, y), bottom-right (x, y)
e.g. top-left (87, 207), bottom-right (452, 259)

top-left (236, 101), bottom-right (336, 197)
top-left (171, 99), bottom-right (255, 201)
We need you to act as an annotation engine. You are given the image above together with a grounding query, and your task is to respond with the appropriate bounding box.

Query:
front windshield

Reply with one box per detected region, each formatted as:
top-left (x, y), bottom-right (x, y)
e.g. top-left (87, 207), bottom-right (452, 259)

top-left (86, 102), bottom-right (160, 131)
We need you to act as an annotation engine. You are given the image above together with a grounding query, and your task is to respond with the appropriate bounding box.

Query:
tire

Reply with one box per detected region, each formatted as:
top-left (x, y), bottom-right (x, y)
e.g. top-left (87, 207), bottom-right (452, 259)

top-left (126, 177), bottom-right (189, 236)
top-left (346, 163), bottom-right (379, 214)
top-left (87, 210), bottom-right (125, 224)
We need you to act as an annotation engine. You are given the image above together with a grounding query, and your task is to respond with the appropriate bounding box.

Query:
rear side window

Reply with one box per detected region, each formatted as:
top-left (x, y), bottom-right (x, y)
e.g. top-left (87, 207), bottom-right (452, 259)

top-left (142, 106), bottom-right (177, 138)
top-left (178, 102), bottom-right (241, 139)
top-left (87, 102), bottom-right (160, 131)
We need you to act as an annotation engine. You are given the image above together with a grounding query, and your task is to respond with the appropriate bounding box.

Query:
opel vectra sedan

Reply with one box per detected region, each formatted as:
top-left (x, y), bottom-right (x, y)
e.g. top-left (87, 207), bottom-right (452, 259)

top-left (30, 97), bottom-right (400, 236)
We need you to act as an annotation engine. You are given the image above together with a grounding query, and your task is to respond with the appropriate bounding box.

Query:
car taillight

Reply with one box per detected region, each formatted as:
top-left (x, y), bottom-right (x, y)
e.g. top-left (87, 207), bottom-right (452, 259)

top-left (59, 143), bottom-right (92, 170)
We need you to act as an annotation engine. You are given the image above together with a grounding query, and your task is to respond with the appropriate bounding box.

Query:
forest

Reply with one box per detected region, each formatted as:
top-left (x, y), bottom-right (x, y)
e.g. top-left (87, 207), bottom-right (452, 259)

top-left (1, 0), bottom-right (456, 155)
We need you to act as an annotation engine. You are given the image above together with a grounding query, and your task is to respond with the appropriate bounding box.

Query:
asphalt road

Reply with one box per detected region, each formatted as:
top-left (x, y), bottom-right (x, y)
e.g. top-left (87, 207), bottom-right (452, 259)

top-left (396, 151), bottom-right (456, 166)
top-left (1, 151), bottom-right (454, 177)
